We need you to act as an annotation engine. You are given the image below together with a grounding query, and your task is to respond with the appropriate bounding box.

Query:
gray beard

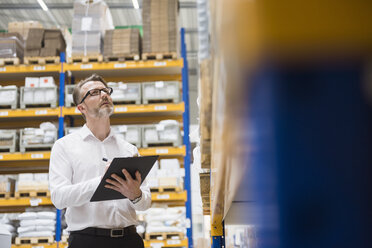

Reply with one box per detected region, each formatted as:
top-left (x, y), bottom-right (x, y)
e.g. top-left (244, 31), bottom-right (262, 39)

top-left (91, 105), bottom-right (114, 118)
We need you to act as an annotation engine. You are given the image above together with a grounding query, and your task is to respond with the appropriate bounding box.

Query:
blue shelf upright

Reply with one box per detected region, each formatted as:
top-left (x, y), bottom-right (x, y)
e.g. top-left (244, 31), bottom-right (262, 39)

top-left (55, 52), bottom-right (66, 245)
top-left (181, 27), bottom-right (194, 248)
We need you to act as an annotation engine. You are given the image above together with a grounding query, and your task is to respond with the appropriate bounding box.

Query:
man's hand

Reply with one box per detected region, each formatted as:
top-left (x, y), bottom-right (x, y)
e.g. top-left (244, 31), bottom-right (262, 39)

top-left (104, 169), bottom-right (142, 201)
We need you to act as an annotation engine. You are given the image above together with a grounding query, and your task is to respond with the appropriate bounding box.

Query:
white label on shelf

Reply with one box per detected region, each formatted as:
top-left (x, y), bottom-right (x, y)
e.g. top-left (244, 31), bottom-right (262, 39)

top-left (155, 149), bottom-right (168, 154)
top-left (119, 126), bottom-right (127, 132)
top-left (167, 240), bottom-right (181, 245)
top-left (0, 111), bottom-right (8, 116)
top-left (35, 110), bottom-right (48, 115)
top-left (81, 64), bottom-right (93, 69)
top-left (114, 63), bottom-right (127, 68)
top-left (0, 67), bottom-right (6, 72)
top-left (30, 198), bottom-right (42, 206)
top-left (156, 124), bottom-right (165, 131)
top-left (75, 107), bottom-right (80, 113)
top-left (0, 155), bottom-right (3, 160)
top-left (32, 246), bottom-right (44, 248)
top-left (33, 66), bottom-right (45, 71)
top-left (150, 243), bottom-right (163, 248)
top-left (155, 81), bottom-right (164, 88)
top-left (156, 194), bottom-right (170, 200)
top-left (115, 107), bottom-right (128, 112)
top-left (154, 61), bottom-right (166, 67)
top-left (154, 105), bottom-right (167, 111)
top-left (31, 153), bottom-right (44, 159)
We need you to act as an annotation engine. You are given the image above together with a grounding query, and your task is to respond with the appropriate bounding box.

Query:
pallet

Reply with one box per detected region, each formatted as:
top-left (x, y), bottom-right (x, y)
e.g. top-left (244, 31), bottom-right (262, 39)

top-left (143, 98), bottom-right (179, 105)
top-left (20, 144), bottom-right (53, 153)
top-left (150, 186), bottom-right (182, 193)
top-left (0, 103), bottom-right (17, 110)
top-left (67, 55), bottom-right (103, 63)
top-left (113, 99), bottom-right (141, 105)
top-left (142, 141), bottom-right (180, 148)
top-left (142, 52), bottom-right (177, 61)
top-left (0, 57), bottom-right (20, 66)
top-left (0, 145), bottom-right (16, 153)
top-left (15, 236), bottom-right (54, 245)
top-left (0, 191), bottom-right (12, 199)
top-left (145, 232), bottom-right (184, 241)
top-left (15, 190), bottom-right (50, 198)
top-left (24, 56), bottom-right (60, 65)
top-left (104, 54), bottom-right (140, 62)
top-left (20, 102), bottom-right (57, 109)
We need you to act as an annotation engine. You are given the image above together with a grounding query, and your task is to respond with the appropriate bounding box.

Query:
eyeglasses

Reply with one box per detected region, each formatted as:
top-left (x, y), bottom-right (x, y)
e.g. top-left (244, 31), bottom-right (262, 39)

top-left (79, 87), bottom-right (113, 104)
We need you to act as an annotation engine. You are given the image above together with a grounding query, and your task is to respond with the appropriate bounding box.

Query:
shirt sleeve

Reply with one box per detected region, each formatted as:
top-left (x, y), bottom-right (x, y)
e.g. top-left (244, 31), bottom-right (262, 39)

top-left (129, 146), bottom-right (151, 211)
top-left (130, 177), bottom-right (152, 211)
top-left (49, 140), bottom-right (100, 210)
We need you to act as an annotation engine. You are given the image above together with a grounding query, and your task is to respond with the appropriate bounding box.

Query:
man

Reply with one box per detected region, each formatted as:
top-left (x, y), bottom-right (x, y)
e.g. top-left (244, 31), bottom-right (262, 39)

top-left (49, 74), bottom-right (151, 248)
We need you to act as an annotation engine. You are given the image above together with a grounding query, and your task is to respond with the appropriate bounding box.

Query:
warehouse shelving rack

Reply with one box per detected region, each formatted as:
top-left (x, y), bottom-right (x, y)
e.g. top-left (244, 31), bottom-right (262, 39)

top-left (0, 28), bottom-right (193, 248)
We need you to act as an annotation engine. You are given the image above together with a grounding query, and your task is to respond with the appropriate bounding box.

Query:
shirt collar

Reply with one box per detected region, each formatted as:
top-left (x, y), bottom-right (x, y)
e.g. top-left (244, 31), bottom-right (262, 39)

top-left (79, 124), bottom-right (115, 141)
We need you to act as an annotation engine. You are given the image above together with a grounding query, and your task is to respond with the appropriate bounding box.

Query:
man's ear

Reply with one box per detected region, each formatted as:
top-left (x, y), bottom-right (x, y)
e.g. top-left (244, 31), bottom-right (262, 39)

top-left (77, 104), bottom-right (84, 113)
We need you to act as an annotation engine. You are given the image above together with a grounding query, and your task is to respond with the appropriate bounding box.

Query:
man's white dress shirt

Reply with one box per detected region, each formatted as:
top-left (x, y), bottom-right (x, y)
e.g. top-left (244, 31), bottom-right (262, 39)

top-left (49, 124), bottom-right (151, 231)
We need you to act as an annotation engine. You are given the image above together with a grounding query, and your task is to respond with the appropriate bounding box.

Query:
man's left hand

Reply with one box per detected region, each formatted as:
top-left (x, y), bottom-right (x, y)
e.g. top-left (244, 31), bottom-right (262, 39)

top-left (105, 169), bottom-right (142, 201)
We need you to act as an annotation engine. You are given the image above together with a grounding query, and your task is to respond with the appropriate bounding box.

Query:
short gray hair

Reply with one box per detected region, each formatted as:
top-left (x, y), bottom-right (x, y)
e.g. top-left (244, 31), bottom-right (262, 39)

top-left (72, 73), bottom-right (108, 106)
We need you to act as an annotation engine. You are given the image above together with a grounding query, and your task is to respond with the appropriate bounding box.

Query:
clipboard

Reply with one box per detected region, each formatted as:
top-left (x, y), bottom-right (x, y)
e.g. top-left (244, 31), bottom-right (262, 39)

top-left (90, 155), bottom-right (159, 202)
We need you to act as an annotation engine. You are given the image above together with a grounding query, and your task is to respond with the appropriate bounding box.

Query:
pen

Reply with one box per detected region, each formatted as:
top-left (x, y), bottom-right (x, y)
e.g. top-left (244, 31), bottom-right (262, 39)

top-left (102, 158), bottom-right (108, 162)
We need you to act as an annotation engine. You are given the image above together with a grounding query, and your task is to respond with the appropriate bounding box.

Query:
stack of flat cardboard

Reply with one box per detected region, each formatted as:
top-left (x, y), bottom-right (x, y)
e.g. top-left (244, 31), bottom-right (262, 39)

top-left (71, 1), bottom-right (111, 57)
top-left (103, 29), bottom-right (141, 58)
top-left (25, 29), bottom-right (66, 57)
top-left (142, 0), bottom-right (179, 55)
top-left (8, 21), bottom-right (43, 41)
top-left (0, 33), bottom-right (24, 60)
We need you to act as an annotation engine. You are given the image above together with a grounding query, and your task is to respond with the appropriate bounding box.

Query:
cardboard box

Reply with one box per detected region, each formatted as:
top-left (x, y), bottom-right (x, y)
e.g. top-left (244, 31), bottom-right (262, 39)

top-left (142, 0), bottom-right (179, 54)
top-left (26, 28), bottom-right (44, 50)
top-left (103, 29), bottom-right (140, 56)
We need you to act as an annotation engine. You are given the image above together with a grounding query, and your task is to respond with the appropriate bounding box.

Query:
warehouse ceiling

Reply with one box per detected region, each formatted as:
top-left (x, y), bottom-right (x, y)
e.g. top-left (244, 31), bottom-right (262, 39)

top-left (0, 0), bottom-right (199, 73)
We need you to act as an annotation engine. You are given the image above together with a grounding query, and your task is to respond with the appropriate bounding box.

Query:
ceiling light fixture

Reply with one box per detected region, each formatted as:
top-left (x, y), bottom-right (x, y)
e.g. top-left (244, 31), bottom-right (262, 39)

top-left (37, 0), bottom-right (49, 11)
top-left (132, 0), bottom-right (139, 9)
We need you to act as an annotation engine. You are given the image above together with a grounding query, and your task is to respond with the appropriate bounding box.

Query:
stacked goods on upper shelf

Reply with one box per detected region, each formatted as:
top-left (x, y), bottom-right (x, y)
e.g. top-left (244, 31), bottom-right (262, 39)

top-left (147, 159), bottom-right (185, 192)
top-left (8, 21), bottom-right (43, 41)
top-left (142, 81), bottom-right (180, 104)
top-left (21, 77), bottom-right (57, 109)
top-left (24, 29), bottom-right (66, 63)
top-left (17, 173), bottom-right (49, 193)
top-left (0, 175), bottom-right (16, 198)
top-left (0, 85), bottom-right (18, 109)
top-left (15, 210), bottom-right (56, 244)
top-left (142, 120), bottom-right (182, 148)
top-left (137, 206), bottom-right (187, 240)
top-left (71, 0), bottom-right (113, 61)
top-left (142, 0), bottom-right (179, 60)
top-left (104, 29), bottom-right (141, 61)
top-left (0, 130), bottom-right (18, 153)
top-left (20, 122), bottom-right (57, 153)
top-left (0, 33), bottom-right (24, 65)
top-left (107, 82), bottom-right (142, 104)
top-left (0, 213), bottom-right (18, 240)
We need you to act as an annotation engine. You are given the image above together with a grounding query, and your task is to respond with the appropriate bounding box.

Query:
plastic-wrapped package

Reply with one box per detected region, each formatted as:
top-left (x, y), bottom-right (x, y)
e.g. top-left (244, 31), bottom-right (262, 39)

top-left (0, 33), bottom-right (24, 59)
top-left (71, 0), bottom-right (113, 56)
